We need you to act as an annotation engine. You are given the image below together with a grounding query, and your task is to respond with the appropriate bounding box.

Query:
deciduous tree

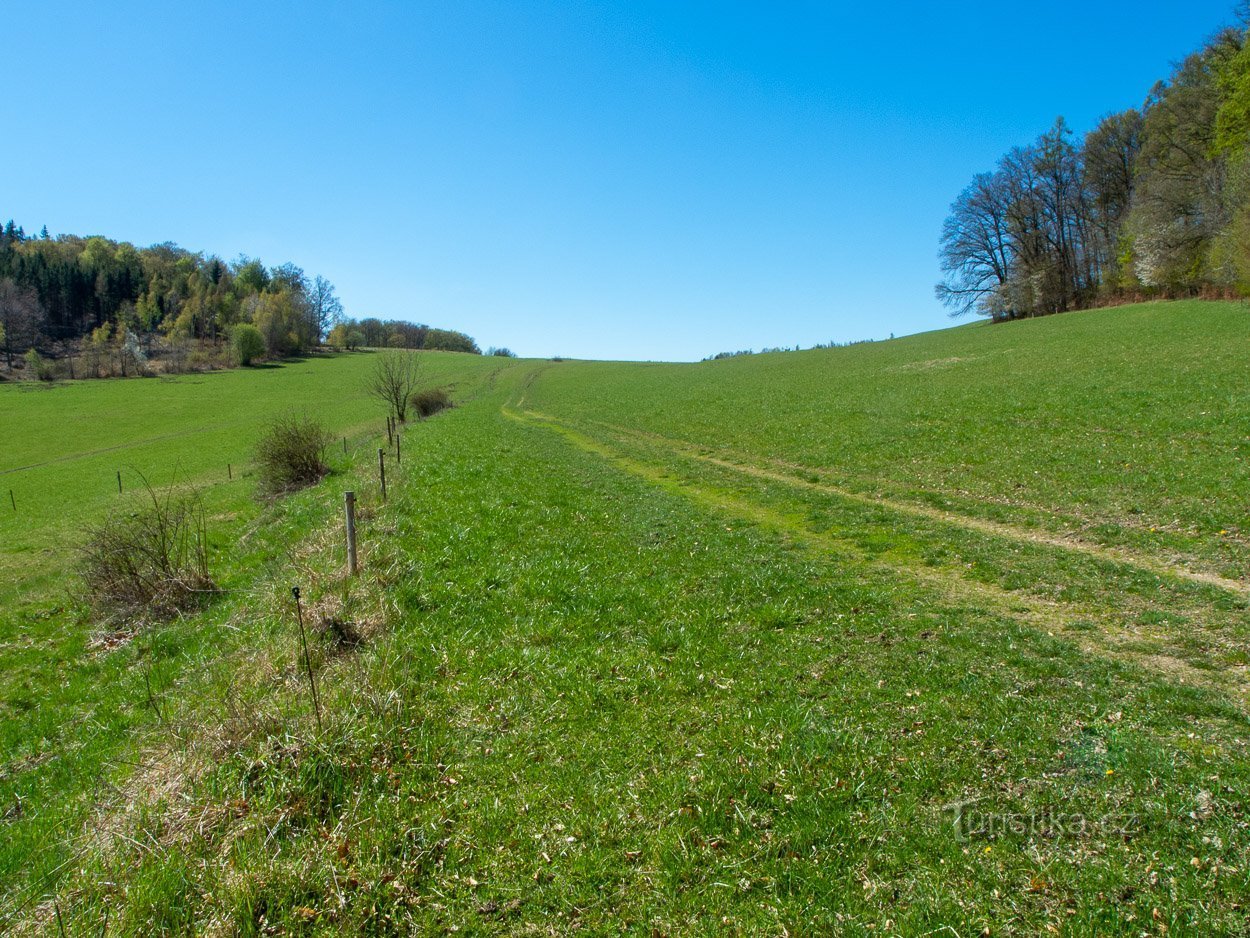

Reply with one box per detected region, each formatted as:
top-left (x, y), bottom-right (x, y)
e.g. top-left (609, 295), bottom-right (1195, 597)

top-left (368, 349), bottom-right (420, 422)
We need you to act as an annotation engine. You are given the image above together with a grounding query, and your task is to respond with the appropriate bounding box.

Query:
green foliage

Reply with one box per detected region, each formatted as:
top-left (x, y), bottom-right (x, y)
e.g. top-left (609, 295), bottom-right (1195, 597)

top-left (0, 225), bottom-right (484, 361)
top-left (251, 290), bottom-right (304, 357)
top-left (230, 323), bottom-right (265, 366)
top-left (423, 327), bottom-right (480, 353)
top-left (1215, 37), bottom-right (1250, 157)
top-left (940, 24), bottom-right (1250, 315)
top-left (410, 385), bottom-right (452, 418)
top-left (325, 321), bottom-right (350, 348)
top-left (23, 347), bottom-right (54, 381)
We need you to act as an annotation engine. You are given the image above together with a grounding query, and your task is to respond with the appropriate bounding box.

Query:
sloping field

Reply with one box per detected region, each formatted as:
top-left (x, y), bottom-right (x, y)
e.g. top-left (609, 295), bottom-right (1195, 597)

top-left (2, 301), bottom-right (1249, 934)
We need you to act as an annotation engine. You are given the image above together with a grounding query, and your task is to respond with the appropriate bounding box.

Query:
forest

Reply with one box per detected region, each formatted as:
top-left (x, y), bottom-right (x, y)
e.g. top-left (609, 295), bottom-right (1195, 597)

top-left (937, 18), bottom-right (1250, 320)
top-left (0, 226), bottom-right (480, 376)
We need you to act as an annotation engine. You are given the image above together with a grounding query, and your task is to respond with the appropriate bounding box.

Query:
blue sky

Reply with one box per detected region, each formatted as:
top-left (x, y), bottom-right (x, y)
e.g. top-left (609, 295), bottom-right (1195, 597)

top-left (4, 1), bottom-right (1238, 360)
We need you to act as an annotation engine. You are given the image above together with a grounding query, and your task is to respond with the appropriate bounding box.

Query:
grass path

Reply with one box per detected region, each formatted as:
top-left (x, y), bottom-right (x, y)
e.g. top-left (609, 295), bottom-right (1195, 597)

top-left (543, 413), bottom-right (1249, 598)
top-left (505, 404), bottom-right (1250, 707)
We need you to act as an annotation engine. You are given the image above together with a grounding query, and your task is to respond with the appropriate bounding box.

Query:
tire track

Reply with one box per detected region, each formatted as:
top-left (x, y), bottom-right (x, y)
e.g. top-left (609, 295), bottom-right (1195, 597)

top-left (504, 406), bottom-right (1250, 706)
top-left (528, 411), bottom-right (1248, 599)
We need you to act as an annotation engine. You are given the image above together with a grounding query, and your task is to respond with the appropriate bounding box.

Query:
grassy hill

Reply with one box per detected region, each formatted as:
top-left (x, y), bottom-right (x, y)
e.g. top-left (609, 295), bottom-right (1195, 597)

top-left (1, 301), bottom-right (1248, 934)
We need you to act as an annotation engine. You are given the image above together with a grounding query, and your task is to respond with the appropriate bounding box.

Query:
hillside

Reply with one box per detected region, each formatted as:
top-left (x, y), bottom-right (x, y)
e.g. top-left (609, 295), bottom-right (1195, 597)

top-left (1, 300), bottom-right (1248, 934)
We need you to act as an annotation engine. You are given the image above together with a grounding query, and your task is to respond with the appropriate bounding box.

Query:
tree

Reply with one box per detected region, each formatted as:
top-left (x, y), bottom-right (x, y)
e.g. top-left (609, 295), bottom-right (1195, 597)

top-left (231, 323), bottom-right (266, 365)
top-left (251, 290), bottom-right (302, 357)
top-left (358, 317), bottom-right (387, 346)
top-left (935, 171), bottom-right (1013, 318)
top-left (232, 256), bottom-right (270, 295)
top-left (24, 347), bottom-right (55, 381)
top-left (306, 275), bottom-right (343, 344)
top-left (270, 262), bottom-right (307, 295)
top-left (86, 322), bottom-right (113, 377)
top-left (939, 120), bottom-right (1104, 319)
top-left (0, 277), bottom-right (44, 368)
top-left (424, 328), bottom-right (480, 353)
top-left (326, 322), bottom-right (350, 348)
top-left (1082, 109), bottom-right (1144, 284)
top-left (368, 349), bottom-right (420, 422)
top-left (1126, 33), bottom-right (1240, 290)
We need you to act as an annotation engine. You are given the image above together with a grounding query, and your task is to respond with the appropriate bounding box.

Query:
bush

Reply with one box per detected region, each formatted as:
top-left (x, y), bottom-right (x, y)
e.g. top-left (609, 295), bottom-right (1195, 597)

top-left (232, 324), bottom-right (266, 366)
top-left (411, 387), bottom-right (452, 419)
top-left (24, 348), bottom-right (56, 381)
top-left (81, 484), bottom-right (214, 621)
top-left (255, 414), bottom-right (331, 493)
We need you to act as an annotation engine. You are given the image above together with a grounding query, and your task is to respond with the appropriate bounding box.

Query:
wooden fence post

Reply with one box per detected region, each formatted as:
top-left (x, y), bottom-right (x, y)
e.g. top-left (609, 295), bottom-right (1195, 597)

top-left (395, 430), bottom-right (401, 465)
top-left (117, 470), bottom-right (122, 494)
top-left (378, 448), bottom-right (387, 502)
top-left (344, 491), bottom-right (358, 576)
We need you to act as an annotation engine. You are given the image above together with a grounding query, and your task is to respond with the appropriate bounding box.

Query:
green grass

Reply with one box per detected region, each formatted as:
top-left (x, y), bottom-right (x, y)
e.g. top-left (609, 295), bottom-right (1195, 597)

top-left (0, 349), bottom-right (504, 925)
top-left (2, 302), bottom-right (1250, 934)
top-left (524, 300), bottom-right (1250, 580)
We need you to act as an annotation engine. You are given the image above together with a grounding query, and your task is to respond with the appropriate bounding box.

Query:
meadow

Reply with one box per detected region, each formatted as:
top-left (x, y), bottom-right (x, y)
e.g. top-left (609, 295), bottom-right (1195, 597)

top-left (1, 300), bottom-right (1248, 935)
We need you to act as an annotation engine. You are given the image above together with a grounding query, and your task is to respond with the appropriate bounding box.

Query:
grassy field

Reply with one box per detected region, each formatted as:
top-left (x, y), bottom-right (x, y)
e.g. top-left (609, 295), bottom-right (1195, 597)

top-left (1, 301), bottom-right (1248, 934)
top-left (0, 350), bottom-right (505, 925)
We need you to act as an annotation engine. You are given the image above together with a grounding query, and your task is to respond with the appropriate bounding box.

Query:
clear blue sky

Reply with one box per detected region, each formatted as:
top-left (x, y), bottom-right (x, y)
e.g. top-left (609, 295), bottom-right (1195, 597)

top-left (4, 1), bottom-right (1238, 360)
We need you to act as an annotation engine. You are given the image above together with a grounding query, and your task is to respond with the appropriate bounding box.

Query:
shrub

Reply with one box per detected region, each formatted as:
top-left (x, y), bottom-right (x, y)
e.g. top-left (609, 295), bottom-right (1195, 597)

top-left (232, 324), bottom-right (266, 366)
top-left (81, 484), bottom-right (214, 621)
top-left (187, 344), bottom-right (230, 372)
top-left (24, 348), bottom-right (56, 381)
top-left (255, 414), bottom-right (331, 493)
top-left (411, 387), bottom-right (452, 419)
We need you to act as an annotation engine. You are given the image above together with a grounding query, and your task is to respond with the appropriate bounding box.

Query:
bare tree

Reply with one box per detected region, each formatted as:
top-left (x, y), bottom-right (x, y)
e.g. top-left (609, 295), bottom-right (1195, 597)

top-left (0, 278), bottom-right (44, 369)
top-left (935, 171), bottom-right (1013, 317)
top-left (368, 349), bottom-right (420, 422)
top-left (306, 275), bottom-right (343, 344)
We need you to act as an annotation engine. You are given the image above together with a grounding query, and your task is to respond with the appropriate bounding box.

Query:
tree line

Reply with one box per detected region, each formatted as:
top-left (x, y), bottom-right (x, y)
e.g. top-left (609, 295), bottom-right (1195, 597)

top-left (937, 12), bottom-right (1250, 320)
top-left (0, 223), bottom-right (481, 375)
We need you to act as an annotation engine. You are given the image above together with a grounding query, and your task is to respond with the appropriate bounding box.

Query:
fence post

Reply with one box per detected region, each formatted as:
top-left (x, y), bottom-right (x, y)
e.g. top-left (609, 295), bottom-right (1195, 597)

top-left (117, 470), bottom-right (122, 494)
top-left (343, 436), bottom-right (348, 455)
top-left (395, 429), bottom-right (401, 465)
top-left (8, 489), bottom-right (14, 512)
top-left (378, 448), bottom-right (387, 502)
top-left (227, 463), bottom-right (232, 480)
top-left (344, 491), bottom-right (358, 576)
top-left (386, 417), bottom-right (393, 446)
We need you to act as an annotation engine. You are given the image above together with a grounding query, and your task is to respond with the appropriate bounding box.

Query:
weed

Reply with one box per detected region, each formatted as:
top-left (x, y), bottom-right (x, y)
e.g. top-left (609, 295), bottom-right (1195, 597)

top-left (80, 479), bottom-right (213, 622)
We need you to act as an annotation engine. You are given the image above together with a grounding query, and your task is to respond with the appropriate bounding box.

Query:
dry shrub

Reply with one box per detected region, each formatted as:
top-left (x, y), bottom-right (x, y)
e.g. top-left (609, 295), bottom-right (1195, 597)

top-left (411, 386), bottom-right (452, 419)
top-left (81, 483), bottom-right (214, 621)
top-left (255, 414), bottom-right (331, 494)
